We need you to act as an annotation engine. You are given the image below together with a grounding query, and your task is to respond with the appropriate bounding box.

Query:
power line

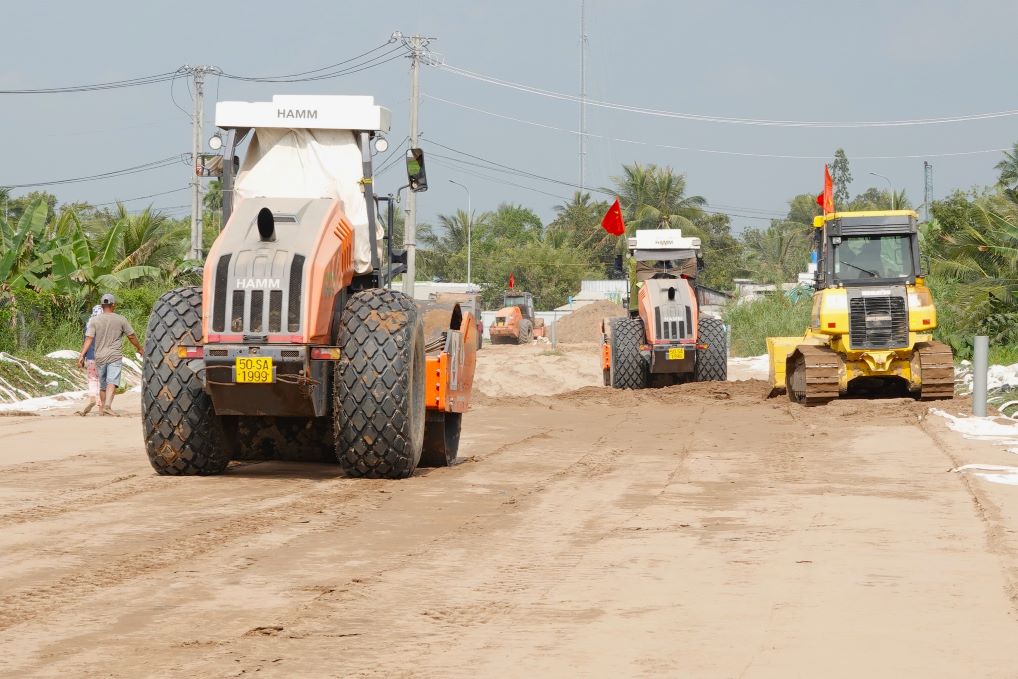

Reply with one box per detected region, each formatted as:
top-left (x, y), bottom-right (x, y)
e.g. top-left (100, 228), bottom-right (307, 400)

top-left (91, 186), bottom-right (190, 207)
top-left (434, 62), bottom-right (1018, 128)
top-left (0, 70), bottom-right (180, 95)
top-left (220, 45), bottom-right (409, 83)
top-left (422, 138), bottom-right (776, 221)
top-left (1, 155), bottom-right (187, 189)
top-left (425, 93), bottom-right (1013, 161)
top-left (427, 156), bottom-right (571, 201)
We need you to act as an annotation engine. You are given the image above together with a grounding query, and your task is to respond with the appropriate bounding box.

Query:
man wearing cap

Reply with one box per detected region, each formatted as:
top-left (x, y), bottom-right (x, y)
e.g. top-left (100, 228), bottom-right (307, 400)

top-left (77, 294), bottom-right (143, 416)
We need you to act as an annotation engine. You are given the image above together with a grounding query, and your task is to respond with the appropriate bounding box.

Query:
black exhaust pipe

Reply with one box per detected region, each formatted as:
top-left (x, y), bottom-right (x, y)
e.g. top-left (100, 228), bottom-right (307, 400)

top-left (257, 207), bottom-right (275, 242)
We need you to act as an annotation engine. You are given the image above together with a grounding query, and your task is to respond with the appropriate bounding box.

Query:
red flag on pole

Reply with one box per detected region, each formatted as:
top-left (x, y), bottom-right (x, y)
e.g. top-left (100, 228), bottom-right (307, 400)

top-left (816, 164), bottom-right (834, 214)
top-left (601, 197), bottom-right (626, 236)
top-left (508, 272), bottom-right (515, 289)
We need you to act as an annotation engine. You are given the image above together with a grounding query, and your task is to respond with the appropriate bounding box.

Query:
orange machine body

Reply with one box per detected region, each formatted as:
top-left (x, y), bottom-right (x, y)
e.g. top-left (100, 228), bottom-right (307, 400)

top-left (489, 306), bottom-right (523, 342)
top-left (637, 279), bottom-right (698, 346)
top-left (202, 197), bottom-right (355, 344)
top-left (424, 310), bottom-right (478, 413)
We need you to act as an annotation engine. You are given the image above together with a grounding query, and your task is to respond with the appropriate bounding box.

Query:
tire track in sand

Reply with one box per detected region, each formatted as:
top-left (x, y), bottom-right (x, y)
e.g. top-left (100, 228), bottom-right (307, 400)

top-left (0, 476), bottom-right (386, 632)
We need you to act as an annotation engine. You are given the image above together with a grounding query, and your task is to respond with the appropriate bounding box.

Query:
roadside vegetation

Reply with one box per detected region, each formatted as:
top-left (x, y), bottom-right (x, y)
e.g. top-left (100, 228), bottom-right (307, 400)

top-left (3, 147), bottom-right (1018, 364)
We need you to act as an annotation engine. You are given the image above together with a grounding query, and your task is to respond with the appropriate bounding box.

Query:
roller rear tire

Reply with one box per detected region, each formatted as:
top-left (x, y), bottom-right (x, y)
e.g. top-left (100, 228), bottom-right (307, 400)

top-left (142, 287), bottom-right (229, 475)
top-left (694, 317), bottom-right (728, 382)
top-left (609, 318), bottom-right (648, 389)
top-left (335, 289), bottom-right (426, 479)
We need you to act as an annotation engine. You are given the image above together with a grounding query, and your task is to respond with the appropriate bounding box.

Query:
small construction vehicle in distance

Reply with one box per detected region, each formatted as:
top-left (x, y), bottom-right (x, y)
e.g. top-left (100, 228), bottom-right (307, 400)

top-left (141, 95), bottom-right (477, 479)
top-left (767, 210), bottom-right (954, 405)
top-left (601, 229), bottom-right (727, 388)
top-left (489, 290), bottom-right (544, 344)
top-left (431, 291), bottom-right (484, 349)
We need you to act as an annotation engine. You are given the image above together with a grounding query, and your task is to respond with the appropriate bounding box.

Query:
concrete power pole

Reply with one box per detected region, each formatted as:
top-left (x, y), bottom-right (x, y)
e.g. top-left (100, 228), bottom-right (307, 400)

top-left (402, 35), bottom-right (431, 298)
top-left (923, 161), bottom-right (934, 222)
top-left (579, 0), bottom-right (587, 192)
top-left (184, 65), bottom-right (218, 262)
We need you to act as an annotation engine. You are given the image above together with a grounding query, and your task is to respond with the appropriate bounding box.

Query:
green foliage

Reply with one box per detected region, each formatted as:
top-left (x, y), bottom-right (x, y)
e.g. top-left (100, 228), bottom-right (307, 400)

top-left (694, 212), bottom-right (742, 292)
top-left (846, 187), bottom-right (911, 211)
top-left (609, 163), bottom-right (706, 233)
top-left (739, 219), bottom-right (811, 285)
top-left (472, 237), bottom-right (601, 310)
top-left (723, 294), bottom-right (812, 357)
top-left (546, 192), bottom-right (614, 275)
top-left (831, 148), bottom-right (852, 207)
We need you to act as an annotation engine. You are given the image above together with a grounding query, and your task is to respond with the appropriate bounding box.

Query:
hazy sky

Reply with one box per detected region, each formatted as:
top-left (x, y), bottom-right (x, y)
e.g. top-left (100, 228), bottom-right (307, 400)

top-left (3, 0), bottom-right (1017, 232)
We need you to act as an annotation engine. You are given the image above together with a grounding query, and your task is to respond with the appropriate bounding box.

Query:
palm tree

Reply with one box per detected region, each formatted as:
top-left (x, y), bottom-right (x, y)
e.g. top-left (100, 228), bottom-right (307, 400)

top-left (740, 220), bottom-right (812, 285)
top-left (418, 209), bottom-right (489, 281)
top-left (101, 203), bottom-right (190, 277)
top-left (995, 142), bottom-right (1018, 191)
top-left (608, 163), bottom-right (707, 232)
top-left (548, 191), bottom-right (614, 270)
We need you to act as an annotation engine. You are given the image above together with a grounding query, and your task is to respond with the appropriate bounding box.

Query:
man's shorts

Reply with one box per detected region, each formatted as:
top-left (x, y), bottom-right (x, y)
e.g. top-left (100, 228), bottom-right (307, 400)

top-left (98, 360), bottom-right (122, 391)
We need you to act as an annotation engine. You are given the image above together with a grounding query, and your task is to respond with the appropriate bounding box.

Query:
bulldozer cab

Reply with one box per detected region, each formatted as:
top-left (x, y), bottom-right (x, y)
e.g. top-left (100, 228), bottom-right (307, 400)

top-left (503, 292), bottom-right (535, 321)
top-left (815, 211), bottom-right (922, 288)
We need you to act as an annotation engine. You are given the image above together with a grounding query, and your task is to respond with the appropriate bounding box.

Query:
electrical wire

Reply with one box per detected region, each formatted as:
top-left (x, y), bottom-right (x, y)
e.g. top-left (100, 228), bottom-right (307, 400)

top-left (427, 156), bottom-right (571, 201)
top-left (2, 155), bottom-right (187, 189)
top-left (91, 186), bottom-right (190, 207)
top-left (221, 45), bottom-right (409, 83)
top-left (0, 71), bottom-right (180, 95)
top-left (421, 139), bottom-right (777, 221)
top-left (434, 62), bottom-right (1018, 128)
top-left (374, 136), bottom-right (410, 177)
top-left (220, 42), bottom-right (397, 81)
top-left (417, 138), bottom-right (773, 222)
top-left (424, 94), bottom-right (1014, 161)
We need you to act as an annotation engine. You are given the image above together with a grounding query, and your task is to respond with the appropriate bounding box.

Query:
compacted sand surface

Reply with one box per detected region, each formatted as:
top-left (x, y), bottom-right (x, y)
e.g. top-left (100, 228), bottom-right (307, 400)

top-left (1, 345), bottom-right (1018, 678)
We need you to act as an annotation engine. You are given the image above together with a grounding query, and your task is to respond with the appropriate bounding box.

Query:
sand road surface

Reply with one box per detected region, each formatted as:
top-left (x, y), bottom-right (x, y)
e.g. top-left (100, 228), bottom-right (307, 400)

top-left (2, 343), bottom-right (1018, 677)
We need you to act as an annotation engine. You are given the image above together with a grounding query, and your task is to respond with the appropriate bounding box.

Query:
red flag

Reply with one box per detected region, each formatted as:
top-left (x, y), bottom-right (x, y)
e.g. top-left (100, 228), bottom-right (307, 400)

top-left (508, 272), bottom-right (515, 289)
top-left (816, 164), bottom-right (834, 214)
top-left (601, 197), bottom-right (626, 236)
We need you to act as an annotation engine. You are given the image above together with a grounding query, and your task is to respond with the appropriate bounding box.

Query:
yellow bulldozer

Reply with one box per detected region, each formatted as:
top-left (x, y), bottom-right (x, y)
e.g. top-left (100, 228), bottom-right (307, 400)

top-left (767, 210), bottom-right (954, 405)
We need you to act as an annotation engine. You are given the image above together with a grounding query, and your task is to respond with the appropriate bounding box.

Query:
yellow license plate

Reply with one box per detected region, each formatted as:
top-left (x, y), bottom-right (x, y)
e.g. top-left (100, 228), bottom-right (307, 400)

top-left (235, 357), bottom-right (273, 383)
top-left (667, 348), bottom-right (685, 360)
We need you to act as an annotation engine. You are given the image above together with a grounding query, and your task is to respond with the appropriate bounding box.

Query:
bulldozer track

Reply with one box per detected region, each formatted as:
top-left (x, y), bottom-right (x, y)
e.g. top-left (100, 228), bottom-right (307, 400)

top-left (914, 341), bottom-right (956, 400)
top-left (786, 345), bottom-right (841, 406)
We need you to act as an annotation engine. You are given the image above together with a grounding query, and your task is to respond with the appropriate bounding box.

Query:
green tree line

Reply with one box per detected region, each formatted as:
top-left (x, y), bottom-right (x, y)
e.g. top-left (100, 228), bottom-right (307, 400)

top-left (2, 146), bottom-right (1017, 361)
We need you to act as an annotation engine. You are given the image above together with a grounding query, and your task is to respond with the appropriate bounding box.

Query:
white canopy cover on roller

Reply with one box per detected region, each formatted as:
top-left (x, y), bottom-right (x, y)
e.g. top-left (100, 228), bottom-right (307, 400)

top-left (234, 128), bottom-right (383, 274)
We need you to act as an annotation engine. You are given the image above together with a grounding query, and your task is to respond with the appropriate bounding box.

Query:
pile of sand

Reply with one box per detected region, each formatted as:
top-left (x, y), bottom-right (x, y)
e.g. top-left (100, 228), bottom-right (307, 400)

top-left (552, 300), bottom-right (628, 343)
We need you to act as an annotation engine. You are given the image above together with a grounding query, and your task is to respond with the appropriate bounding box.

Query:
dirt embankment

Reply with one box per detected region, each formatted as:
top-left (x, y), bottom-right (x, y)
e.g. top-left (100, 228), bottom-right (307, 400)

top-left (551, 300), bottom-right (627, 343)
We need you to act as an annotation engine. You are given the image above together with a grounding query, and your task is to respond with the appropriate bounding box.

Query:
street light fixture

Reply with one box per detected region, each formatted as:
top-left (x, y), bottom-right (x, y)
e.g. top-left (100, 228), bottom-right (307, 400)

top-left (869, 172), bottom-right (896, 210)
top-left (449, 179), bottom-right (472, 285)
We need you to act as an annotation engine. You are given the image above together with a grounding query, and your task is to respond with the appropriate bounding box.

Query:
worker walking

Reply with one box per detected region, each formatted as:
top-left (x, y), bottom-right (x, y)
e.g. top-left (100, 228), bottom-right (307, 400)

top-left (77, 294), bottom-right (143, 416)
top-left (76, 305), bottom-right (104, 416)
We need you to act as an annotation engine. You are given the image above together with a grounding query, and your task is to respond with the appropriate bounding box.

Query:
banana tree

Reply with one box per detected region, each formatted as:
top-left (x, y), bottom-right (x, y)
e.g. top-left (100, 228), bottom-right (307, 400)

top-left (30, 210), bottom-right (160, 302)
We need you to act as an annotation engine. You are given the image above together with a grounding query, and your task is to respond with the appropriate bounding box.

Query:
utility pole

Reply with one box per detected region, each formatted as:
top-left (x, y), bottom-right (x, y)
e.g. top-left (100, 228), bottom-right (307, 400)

top-left (579, 0), bottom-right (587, 192)
top-left (398, 34), bottom-right (433, 298)
top-left (183, 65), bottom-right (218, 262)
top-left (923, 161), bottom-right (934, 222)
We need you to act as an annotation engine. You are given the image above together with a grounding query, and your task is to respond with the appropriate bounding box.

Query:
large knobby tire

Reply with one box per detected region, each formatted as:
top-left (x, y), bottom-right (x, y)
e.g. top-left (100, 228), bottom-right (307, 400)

top-left (609, 318), bottom-right (648, 389)
top-left (516, 319), bottom-right (533, 345)
top-left (694, 317), bottom-right (728, 382)
top-left (142, 287), bottom-right (230, 475)
top-left (335, 289), bottom-right (426, 479)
